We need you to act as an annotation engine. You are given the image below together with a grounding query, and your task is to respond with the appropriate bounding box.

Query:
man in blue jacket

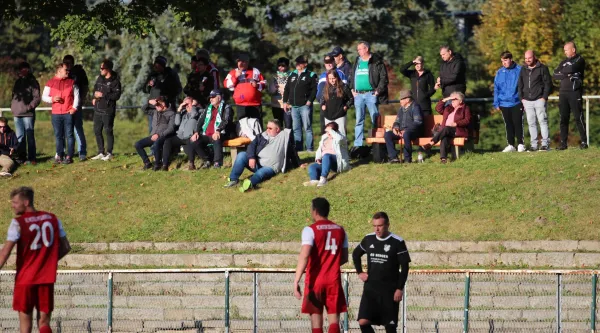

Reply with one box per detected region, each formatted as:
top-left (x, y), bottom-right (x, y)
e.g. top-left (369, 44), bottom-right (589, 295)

top-left (494, 51), bottom-right (524, 153)
top-left (384, 91), bottom-right (423, 163)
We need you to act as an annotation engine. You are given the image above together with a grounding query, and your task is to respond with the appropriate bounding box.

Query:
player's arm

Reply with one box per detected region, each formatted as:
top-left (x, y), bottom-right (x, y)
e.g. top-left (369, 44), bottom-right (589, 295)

top-left (58, 236), bottom-right (71, 260)
top-left (352, 243), bottom-right (366, 273)
top-left (0, 241), bottom-right (16, 270)
top-left (293, 245), bottom-right (312, 299)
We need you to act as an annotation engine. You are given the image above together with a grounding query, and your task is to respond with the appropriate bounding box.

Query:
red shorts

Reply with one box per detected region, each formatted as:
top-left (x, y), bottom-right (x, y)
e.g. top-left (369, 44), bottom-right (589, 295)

top-left (301, 282), bottom-right (347, 314)
top-left (13, 284), bottom-right (54, 314)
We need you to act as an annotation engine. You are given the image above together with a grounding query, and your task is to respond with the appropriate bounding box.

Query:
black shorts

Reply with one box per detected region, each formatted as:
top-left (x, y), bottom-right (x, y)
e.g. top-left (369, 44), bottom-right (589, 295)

top-left (357, 282), bottom-right (400, 326)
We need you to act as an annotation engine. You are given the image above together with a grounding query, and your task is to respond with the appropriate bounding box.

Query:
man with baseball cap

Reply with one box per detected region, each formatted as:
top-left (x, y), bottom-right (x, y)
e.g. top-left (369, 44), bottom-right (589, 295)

top-left (383, 90), bottom-right (423, 163)
top-left (224, 53), bottom-right (266, 125)
top-left (330, 46), bottom-right (352, 79)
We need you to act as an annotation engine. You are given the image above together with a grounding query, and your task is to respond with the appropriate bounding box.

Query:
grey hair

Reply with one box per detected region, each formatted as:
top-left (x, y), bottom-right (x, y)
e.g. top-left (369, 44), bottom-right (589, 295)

top-left (358, 41), bottom-right (371, 52)
top-left (451, 91), bottom-right (465, 101)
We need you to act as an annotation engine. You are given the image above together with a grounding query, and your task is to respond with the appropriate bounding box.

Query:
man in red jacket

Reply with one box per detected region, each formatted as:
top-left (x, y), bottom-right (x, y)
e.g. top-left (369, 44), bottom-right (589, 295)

top-left (224, 53), bottom-right (266, 126)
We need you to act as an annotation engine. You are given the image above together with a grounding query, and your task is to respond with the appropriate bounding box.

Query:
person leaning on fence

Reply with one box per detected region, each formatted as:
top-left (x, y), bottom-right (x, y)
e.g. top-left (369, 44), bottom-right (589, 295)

top-left (189, 89), bottom-right (235, 169)
top-left (268, 57), bottom-right (293, 129)
top-left (134, 97), bottom-right (176, 171)
top-left (90, 59), bottom-right (122, 161)
top-left (400, 56), bottom-right (436, 116)
top-left (319, 69), bottom-right (353, 137)
top-left (384, 90), bottom-right (423, 164)
top-left (161, 97), bottom-right (202, 171)
top-left (303, 122), bottom-right (350, 187)
top-left (223, 119), bottom-right (299, 192)
top-left (0, 117), bottom-right (19, 177)
top-left (435, 45), bottom-right (466, 98)
top-left (63, 55), bottom-right (89, 161)
top-left (317, 54), bottom-right (347, 134)
top-left (423, 92), bottom-right (471, 164)
top-left (224, 53), bottom-right (266, 124)
top-left (183, 56), bottom-right (214, 107)
top-left (518, 50), bottom-right (552, 152)
top-left (10, 61), bottom-right (40, 165)
top-left (494, 51), bottom-right (525, 153)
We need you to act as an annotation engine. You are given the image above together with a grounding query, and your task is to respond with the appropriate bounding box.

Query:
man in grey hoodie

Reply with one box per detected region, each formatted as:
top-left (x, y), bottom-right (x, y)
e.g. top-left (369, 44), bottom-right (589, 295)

top-left (10, 62), bottom-right (40, 164)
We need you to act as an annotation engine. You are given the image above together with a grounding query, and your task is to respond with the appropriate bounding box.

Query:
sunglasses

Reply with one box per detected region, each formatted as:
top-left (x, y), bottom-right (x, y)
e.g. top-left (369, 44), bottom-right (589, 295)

top-left (0, 125), bottom-right (6, 128)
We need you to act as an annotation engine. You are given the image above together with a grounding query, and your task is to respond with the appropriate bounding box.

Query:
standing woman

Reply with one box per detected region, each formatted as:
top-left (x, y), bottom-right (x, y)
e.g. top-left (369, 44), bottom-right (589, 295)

top-left (400, 56), bottom-right (436, 116)
top-left (319, 70), bottom-right (353, 136)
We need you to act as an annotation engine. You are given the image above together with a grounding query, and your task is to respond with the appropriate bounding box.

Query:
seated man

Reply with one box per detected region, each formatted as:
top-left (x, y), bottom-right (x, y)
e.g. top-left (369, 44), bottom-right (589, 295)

top-left (0, 117), bottom-right (19, 177)
top-left (134, 97), bottom-right (175, 170)
top-left (189, 89), bottom-right (235, 168)
top-left (224, 119), bottom-right (299, 192)
top-left (162, 97), bottom-right (201, 170)
top-left (384, 90), bottom-right (423, 163)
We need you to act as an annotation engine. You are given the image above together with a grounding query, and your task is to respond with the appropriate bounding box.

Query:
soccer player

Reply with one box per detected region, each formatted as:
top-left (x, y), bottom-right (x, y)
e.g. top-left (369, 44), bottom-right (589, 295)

top-left (293, 197), bottom-right (348, 333)
top-left (352, 212), bottom-right (411, 333)
top-left (0, 187), bottom-right (71, 333)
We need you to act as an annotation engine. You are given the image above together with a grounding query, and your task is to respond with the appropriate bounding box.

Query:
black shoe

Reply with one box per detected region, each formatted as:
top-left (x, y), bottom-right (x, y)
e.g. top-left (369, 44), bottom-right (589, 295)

top-left (142, 163), bottom-right (152, 170)
top-left (152, 164), bottom-right (161, 171)
top-left (556, 143), bottom-right (568, 150)
top-left (161, 165), bottom-right (169, 171)
top-left (62, 156), bottom-right (73, 164)
top-left (580, 142), bottom-right (589, 149)
top-left (389, 158), bottom-right (401, 164)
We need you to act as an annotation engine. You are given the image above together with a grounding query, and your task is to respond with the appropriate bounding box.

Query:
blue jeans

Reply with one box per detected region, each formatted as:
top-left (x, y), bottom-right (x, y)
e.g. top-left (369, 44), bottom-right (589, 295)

top-left (73, 108), bottom-right (87, 157)
top-left (14, 114), bottom-right (36, 162)
top-left (229, 151), bottom-right (276, 186)
top-left (353, 92), bottom-right (379, 146)
top-left (51, 114), bottom-right (75, 158)
top-left (308, 154), bottom-right (337, 180)
top-left (291, 105), bottom-right (313, 151)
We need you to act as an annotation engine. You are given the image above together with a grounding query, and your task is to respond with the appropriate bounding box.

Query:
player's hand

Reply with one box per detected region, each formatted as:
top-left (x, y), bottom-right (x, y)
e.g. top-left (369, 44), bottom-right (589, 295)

top-left (358, 272), bottom-right (368, 282)
top-left (394, 289), bottom-right (403, 302)
top-left (293, 283), bottom-right (302, 300)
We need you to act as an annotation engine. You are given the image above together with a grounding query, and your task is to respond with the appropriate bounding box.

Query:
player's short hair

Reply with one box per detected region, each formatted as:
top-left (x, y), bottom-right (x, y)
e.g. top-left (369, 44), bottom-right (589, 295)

top-left (311, 197), bottom-right (330, 218)
top-left (10, 187), bottom-right (34, 206)
top-left (372, 211), bottom-right (389, 224)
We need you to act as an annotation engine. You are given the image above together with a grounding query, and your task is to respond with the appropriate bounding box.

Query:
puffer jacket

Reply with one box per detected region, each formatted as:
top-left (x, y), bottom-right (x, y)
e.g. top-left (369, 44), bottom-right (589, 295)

top-left (315, 130), bottom-right (350, 173)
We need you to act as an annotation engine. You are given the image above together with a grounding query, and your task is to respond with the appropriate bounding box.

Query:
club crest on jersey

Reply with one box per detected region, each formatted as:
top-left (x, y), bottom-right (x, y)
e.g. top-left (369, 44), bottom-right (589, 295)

top-left (384, 244), bottom-right (391, 252)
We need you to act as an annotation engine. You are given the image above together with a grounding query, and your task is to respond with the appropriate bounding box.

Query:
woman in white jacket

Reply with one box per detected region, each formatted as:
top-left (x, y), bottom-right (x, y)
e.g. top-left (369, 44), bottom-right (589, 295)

top-left (303, 122), bottom-right (350, 187)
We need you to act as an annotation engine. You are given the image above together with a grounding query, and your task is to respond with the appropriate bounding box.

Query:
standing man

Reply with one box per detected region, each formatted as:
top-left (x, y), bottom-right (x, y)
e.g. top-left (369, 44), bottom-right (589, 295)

top-left (63, 55), bottom-right (88, 161)
top-left (518, 50), bottom-right (552, 151)
top-left (317, 54), bottom-right (347, 134)
top-left (493, 51), bottom-right (525, 153)
top-left (383, 90), bottom-right (423, 163)
top-left (90, 59), bottom-right (122, 161)
top-left (0, 186), bottom-right (71, 333)
top-left (196, 48), bottom-right (220, 89)
top-left (283, 56), bottom-right (318, 152)
top-left (224, 53), bottom-right (266, 124)
top-left (183, 56), bottom-right (214, 107)
top-left (293, 197), bottom-right (348, 333)
top-left (352, 212), bottom-right (411, 333)
top-left (11, 62), bottom-right (40, 165)
top-left (143, 56), bottom-right (182, 134)
top-left (330, 46), bottom-right (352, 79)
top-left (348, 41), bottom-right (388, 150)
top-left (553, 41), bottom-right (587, 150)
top-left (435, 45), bottom-right (466, 97)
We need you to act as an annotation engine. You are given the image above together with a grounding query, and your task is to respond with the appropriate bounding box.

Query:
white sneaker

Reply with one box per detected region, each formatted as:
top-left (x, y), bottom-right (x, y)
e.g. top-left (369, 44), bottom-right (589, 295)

top-left (517, 144), bottom-right (526, 152)
top-left (303, 180), bottom-right (319, 187)
top-left (101, 153), bottom-right (113, 161)
top-left (502, 145), bottom-right (516, 153)
top-left (91, 153), bottom-right (105, 160)
top-left (317, 177), bottom-right (327, 187)
top-left (0, 171), bottom-right (12, 177)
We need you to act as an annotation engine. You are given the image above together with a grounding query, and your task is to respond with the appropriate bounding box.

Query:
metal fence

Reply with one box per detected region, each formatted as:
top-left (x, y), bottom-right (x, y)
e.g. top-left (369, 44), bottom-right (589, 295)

top-left (1, 268), bottom-right (599, 333)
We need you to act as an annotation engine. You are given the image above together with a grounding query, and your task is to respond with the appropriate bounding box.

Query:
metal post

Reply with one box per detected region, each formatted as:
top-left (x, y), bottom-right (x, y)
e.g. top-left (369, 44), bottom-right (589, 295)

top-left (591, 274), bottom-right (597, 333)
top-left (402, 282), bottom-right (407, 333)
top-left (557, 273), bottom-right (562, 333)
top-left (343, 272), bottom-right (349, 333)
top-left (253, 272), bottom-right (258, 333)
top-left (225, 271), bottom-right (230, 333)
top-left (107, 272), bottom-right (113, 333)
top-left (463, 272), bottom-right (471, 333)
top-left (586, 98), bottom-right (590, 146)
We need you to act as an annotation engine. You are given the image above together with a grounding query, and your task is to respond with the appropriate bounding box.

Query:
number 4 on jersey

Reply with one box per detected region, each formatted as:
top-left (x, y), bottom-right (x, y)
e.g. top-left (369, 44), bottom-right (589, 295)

top-left (325, 231), bottom-right (338, 254)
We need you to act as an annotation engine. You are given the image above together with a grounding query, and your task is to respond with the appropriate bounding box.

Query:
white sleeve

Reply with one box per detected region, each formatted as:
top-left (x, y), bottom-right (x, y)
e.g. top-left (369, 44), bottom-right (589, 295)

top-left (42, 86), bottom-right (52, 103)
top-left (343, 231), bottom-right (349, 248)
top-left (301, 227), bottom-right (315, 246)
top-left (72, 85), bottom-right (80, 109)
top-left (6, 219), bottom-right (20, 242)
top-left (57, 219), bottom-right (67, 237)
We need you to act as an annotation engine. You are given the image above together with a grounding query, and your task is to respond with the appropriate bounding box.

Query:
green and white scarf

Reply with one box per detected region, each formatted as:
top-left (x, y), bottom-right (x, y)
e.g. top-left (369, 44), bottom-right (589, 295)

top-left (202, 102), bottom-right (223, 134)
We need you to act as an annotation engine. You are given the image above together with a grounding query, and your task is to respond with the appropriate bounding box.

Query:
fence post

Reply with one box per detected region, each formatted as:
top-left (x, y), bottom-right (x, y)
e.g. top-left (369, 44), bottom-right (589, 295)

top-left (592, 274), bottom-right (597, 333)
top-left (343, 272), bottom-right (349, 333)
top-left (402, 281), bottom-right (407, 333)
top-left (253, 272), bottom-right (258, 333)
top-left (463, 272), bottom-right (471, 333)
top-left (107, 272), bottom-right (113, 333)
top-left (225, 271), bottom-right (230, 333)
top-left (586, 98), bottom-right (590, 146)
top-left (557, 273), bottom-right (562, 333)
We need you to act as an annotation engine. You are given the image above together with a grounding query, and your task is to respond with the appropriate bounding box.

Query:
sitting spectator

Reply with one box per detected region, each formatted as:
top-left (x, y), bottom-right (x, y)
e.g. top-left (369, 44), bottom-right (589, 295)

top-left (183, 56), bottom-right (214, 107)
top-left (134, 97), bottom-right (176, 170)
top-left (319, 69), bottom-right (353, 137)
top-left (224, 53), bottom-right (265, 123)
top-left (143, 56), bottom-right (182, 134)
top-left (423, 92), bottom-right (471, 164)
top-left (223, 119), bottom-right (299, 192)
top-left (268, 57), bottom-right (292, 129)
top-left (0, 117), bottom-right (19, 177)
top-left (303, 122), bottom-right (350, 187)
top-left (189, 90), bottom-right (235, 169)
top-left (91, 59), bottom-right (122, 161)
top-left (162, 97), bottom-right (201, 170)
top-left (11, 61), bottom-right (40, 165)
top-left (384, 90), bottom-right (423, 163)
top-left (317, 54), bottom-right (347, 134)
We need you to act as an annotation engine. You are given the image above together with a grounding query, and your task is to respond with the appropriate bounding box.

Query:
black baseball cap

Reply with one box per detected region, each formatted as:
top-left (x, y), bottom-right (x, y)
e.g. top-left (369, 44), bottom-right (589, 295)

top-left (330, 46), bottom-right (344, 57)
top-left (209, 89), bottom-right (222, 98)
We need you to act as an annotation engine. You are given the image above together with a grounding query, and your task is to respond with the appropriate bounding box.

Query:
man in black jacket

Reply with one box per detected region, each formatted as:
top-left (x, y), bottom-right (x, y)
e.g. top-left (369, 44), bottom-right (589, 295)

top-left (0, 117), bottom-right (19, 177)
top-left (518, 50), bottom-right (552, 151)
top-left (143, 56), bottom-right (182, 134)
top-left (347, 41), bottom-right (388, 148)
top-left (400, 56), bottom-right (436, 116)
top-left (283, 56), bottom-right (318, 152)
top-left (553, 42), bottom-right (587, 150)
top-left (91, 59), bottom-right (122, 161)
top-left (435, 46), bottom-right (466, 98)
top-left (134, 97), bottom-right (176, 171)
top-left (10, 62), bottom-right (40, 164)
top-left (63, 55), bottom-right (89, 160)
top-left (183, 56), bottom-right (214, 107)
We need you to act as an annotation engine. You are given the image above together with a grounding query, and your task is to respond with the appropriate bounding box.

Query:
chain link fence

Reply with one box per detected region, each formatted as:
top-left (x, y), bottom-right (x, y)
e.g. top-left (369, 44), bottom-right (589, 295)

top-left (1, 269), bottom-right (600, 332)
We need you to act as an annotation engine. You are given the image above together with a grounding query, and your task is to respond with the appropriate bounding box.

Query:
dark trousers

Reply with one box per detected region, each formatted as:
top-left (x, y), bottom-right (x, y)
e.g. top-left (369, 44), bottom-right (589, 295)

top-left (237, 105), bottom-right (263, 127)
top-left (271, 107), bottom-right (292, 129)
top-left (319, 108), bottom-right (326, 135)
top-left (432, 126), bottom-right (456, 159)
top-left (384, 129), bottom-right (421, 161)
top-left (500, 105), bottom-right (524, 147)
top-left (190, 135), bottom-right (224, 164)
top-left (162, 136), bottom-right (203, 166)
top-left (93, 112), bottom-right (116, 154)
top-left (559, 92), bottom-right (587, 144)
top-left (134, 135), bottom-right (169, 166)
top-left (51, 113), bottom-right (75, 158)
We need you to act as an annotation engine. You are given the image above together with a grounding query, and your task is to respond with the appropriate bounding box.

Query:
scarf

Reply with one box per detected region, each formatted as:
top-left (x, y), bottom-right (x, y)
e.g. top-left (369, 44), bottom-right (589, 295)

top-left (202, 102), bottom-right (223, 134)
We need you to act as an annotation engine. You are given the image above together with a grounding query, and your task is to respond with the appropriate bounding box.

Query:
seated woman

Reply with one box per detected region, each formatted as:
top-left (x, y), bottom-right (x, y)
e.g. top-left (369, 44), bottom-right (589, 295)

top-left (303, 122), bottom-right (350, 187)
top-left (423, 91), bottom-right (471, 164)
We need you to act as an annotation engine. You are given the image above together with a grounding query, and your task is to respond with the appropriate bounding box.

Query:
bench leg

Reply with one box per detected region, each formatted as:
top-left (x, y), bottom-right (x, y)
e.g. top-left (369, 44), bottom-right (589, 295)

top-left (455, 145), bottom-right (460, 159)
top-left (230, 147), bottom-right (238, 162)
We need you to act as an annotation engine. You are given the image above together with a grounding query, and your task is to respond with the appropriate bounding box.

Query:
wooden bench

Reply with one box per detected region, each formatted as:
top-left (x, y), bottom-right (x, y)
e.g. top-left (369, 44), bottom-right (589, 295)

top-left (223, 137), bottom-right (252, 161)
top-left (366, 115), bottom-right (477, 162)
